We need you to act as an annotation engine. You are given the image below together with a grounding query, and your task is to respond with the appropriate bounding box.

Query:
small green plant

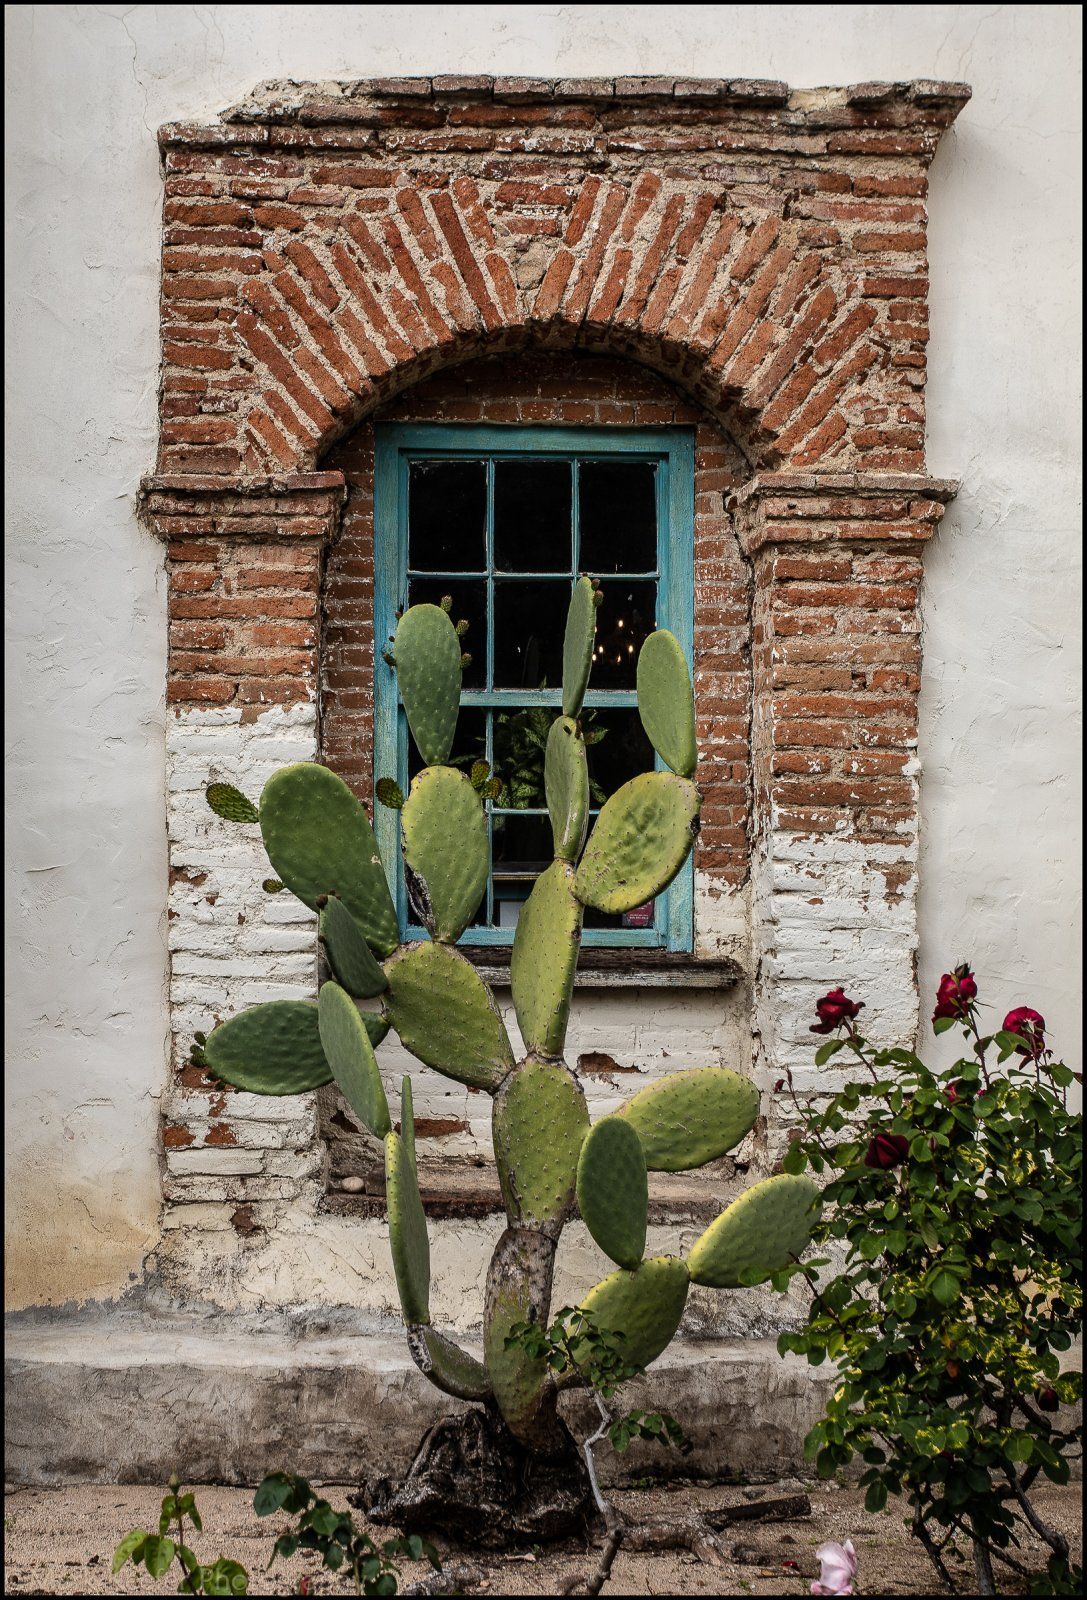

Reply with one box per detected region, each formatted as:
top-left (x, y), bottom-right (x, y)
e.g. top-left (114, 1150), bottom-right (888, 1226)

top-left (112, 1478), bottom-right (248, 1594)
top-left (255, 1473), bottom-right (438, 1595)
top-left (775, 969), bottom-right (1083, 1596)
top-left (492, 697), bottom-right (607, 810)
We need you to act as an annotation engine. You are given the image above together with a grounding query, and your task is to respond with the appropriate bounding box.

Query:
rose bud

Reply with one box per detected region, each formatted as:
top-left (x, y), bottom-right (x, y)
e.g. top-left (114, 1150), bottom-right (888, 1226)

top-left (864, 1132), bottom-right (910, 1170)
top-left (933, 964), bottom-right (978, 1023)
top-left (946, 1360), bottom-right (959, 1378)
top-left (774, 1079), bottom-right (785, 1093)
top-left (810, 986), bottom-right (865, 1035)
top-left (1037, 1386), bottom-right (1060, 1413)
top-left (1003, 1006), bottom-right (1046, 1057)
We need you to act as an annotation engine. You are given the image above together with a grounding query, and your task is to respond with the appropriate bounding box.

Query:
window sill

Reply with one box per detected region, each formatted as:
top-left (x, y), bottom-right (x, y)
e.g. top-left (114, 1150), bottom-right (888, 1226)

top-left (459, 946), bottom-right (743, 990)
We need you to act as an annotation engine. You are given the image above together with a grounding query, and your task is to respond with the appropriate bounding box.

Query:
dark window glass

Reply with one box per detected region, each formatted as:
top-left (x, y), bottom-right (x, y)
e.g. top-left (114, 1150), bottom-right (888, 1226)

top-left (408, 460), bottom-right (487, 572)
top-left (494, 460), bottom-right (572, 572)
top-left (579, 460), bottom-right (657, 574)
top-left (491, 813), bottom-right (554, 930)
top-left (589, 580), bottom-right (657, 689)
top-left (584, 707), bottom-right (656, 802)
top-left (493, 579), bottom-right (569, 690)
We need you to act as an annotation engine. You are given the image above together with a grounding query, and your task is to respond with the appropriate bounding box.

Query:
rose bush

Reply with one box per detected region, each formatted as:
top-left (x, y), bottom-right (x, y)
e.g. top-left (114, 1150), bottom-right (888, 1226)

top-left (768, 968), bottom-right (1082, 1596)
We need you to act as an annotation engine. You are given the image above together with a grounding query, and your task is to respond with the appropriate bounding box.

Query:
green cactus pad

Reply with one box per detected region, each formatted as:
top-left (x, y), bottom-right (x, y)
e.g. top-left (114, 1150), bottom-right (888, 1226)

top-left (493, 1057), bottom-right (589, 1228)
top-left (576, 1117), bottom-right (648, 1270)
top-left (317, 981), bottom-right (391, 1137)
top-left (320, 896), bottom-right (389, 999)
top-left (686, 1174), bottom-right (822, 1288)
top-left (259, 763), bottom-right (399, 955)
top-left (205, 782), bottom-right (259, 824)
top-left (400, 1075), bottom-right (416, 1174)
top-left (384, 941), bottom-right (514, 1090)
top-left (394, 604), bottom-right (462, 767)
top-left (544, 717), bottom-right (589, 862)
top-left (401, 766), bottom-right (488, 942)
top-left (614, 1066), bottom-right (759, 1172)
top-left (409, 1326), bottom-right (492, 1402)
top-left (385, 1129), bottom-right (430, 1325)
top-left (562, 576), bottom-right (599, 719)
top-left (637, 630), bottom-right (697, 779)
top-left (574, 771), bottom-right (700, 915)
top-left (203, 1001), bottom-right (332, 1094)
top-left (510, 861), bottom-right (582, 1058)
top-left (576, 1256), bottom-right (689, 1373)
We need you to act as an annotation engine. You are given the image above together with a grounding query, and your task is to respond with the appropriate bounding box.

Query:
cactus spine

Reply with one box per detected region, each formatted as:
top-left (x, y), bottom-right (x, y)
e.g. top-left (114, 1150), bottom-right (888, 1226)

top-left (199, 575), bottom-right (820, 1455)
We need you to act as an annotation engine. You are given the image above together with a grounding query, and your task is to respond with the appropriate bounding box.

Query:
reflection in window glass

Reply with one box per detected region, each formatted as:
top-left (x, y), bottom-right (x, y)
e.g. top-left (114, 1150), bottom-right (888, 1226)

top-left (494, 460), bottom-right (572, 572)
top-left (579, 460), bottom-right (657, 574)
top-left (408, 460), bottom-right (486, 571)
top-left (589, 580), bottom-right (657, 690)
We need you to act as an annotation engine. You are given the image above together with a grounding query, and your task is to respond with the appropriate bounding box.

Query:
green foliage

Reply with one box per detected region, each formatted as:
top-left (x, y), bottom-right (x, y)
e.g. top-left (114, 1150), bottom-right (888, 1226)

top-left (255, 1473), bottom-right (439, 1595)
top-left (113, 1481), bottom-right (248, 1594)
top-left (492, 698), bottom-right (606, 811)
top-left (776, 984), bottom-right (1082, 1594)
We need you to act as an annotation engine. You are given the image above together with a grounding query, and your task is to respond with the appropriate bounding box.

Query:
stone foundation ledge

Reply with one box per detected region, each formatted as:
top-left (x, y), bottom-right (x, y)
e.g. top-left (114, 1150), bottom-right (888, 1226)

top-left (5, 1317), bottom-right (835, 1487)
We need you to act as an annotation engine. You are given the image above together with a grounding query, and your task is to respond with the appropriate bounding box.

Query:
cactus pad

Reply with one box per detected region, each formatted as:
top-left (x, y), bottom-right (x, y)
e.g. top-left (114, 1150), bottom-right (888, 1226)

top-left (260, 763), bottom-right (399, 955)
top-left (615, 1066), bottom-right (759, 1171)
top-left (576, 1256), bottom-right (690, 1373)
top-left (203, 1000), bottom-right (331, 1094)
top-left (408, 1326), bottom-right (491, 1403)
top-left (401, 766), bottom-right (488, 942)
top-left (205, 782), bottom-right (258, 824)
top-left (385, 1129), bottom-right (430, 1325)
top-left (320, 896), bottom-right (389, 999)
top-left (561, 576), bottom-right (599, 718)
top-left (576, 1117), bottom-right (648, 1269)
top-left (317, 981), bottom-right (391, 1137)
top-left (493, 1057), bottom-right (589, 1228)
top-left (544, 716), bottom-right (589, 862)
top-left (686, 1174), bottom-right (821, 1288)
top-left (637, 630), bottom-right (697, 779)
top-left (484, 1226), bottom-right (557, 1444)
top-left (574, 771), bottom-right (700, 914)
top-left (393, 604), bottom-right (462, 767)
top-left (510, 861), bottom-right (582, 1058)
top-left (400, 1075), bottom-right (416, 1174)
top-left (384, 941), bottom-right (514, 1090)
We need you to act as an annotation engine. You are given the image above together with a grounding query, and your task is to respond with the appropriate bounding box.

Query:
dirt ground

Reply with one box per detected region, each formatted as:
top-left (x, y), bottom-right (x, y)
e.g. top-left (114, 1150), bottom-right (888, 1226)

top-left (3, 1478), bottom-right (1081, 1596)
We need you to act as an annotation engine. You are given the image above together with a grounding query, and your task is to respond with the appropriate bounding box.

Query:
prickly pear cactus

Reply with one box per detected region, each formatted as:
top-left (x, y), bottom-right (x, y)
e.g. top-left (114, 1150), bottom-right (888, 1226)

top-left (196, 579), bottom-right (821, 1455)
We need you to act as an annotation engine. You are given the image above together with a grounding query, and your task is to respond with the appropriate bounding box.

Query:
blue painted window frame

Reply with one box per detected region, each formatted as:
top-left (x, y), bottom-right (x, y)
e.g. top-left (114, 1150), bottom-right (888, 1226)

top-left (373, 423), bottom-right (696, 950)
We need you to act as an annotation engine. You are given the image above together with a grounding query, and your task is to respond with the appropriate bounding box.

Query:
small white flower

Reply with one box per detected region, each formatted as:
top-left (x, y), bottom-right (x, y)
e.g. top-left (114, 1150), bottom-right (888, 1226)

top-left (811, 1537), bottom-right (857, 1596)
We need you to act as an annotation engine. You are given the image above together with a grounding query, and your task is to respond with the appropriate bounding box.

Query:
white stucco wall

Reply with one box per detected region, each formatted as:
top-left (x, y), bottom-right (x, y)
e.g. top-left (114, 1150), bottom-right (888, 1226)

top-left (6, 4), bottom-right (1081, 1310)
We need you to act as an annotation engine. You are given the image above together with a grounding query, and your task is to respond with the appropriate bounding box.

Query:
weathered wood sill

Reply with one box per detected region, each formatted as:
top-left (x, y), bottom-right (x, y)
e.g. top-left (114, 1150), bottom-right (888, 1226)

top-left (459, 947), bottom-right (744, 990)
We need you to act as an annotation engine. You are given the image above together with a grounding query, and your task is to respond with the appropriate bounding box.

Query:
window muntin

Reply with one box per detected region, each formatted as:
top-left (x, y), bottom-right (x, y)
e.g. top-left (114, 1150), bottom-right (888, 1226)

top-left (374, 425), bottom-right (695, 949)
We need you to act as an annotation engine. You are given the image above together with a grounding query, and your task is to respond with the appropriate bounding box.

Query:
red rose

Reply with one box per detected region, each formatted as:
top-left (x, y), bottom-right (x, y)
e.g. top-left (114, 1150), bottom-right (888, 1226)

top-left (1037, 1386), bottom-right (1059, 1413)
top-left (933, 964), bottom-right (978, 1023)
top-left (810, 987), bottom-right (865, 1035)
top-left (945, 1081), bottom-right (959, 1104)
top-left (864, 1132), bottom-right (910, 1170)
top-left (1003, 1005), bottom-right (1046, 1057)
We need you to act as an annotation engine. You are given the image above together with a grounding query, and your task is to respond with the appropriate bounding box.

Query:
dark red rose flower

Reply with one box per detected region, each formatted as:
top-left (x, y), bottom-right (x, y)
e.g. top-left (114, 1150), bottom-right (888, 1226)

top-left (1003, 1005), bottom-right (1046, 1057)
top-left (774, 1079), bottom-right (785, 1093)
top-left (810, 987), bottom-right (865, 1035)
top-left (933, 964), bottom-right (978, 1023)
top-left (1037, 1385), bottom-right (1060, 1413)
top-left (864, 1132), bottom-right (910, 1170)
top-left (945, 1081), bottom-right (959, 1104)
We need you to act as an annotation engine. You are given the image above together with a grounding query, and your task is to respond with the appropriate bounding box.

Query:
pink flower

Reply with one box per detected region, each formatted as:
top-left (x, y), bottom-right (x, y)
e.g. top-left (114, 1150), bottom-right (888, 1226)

top-left (811, 1538), bottom-right (857, 1596)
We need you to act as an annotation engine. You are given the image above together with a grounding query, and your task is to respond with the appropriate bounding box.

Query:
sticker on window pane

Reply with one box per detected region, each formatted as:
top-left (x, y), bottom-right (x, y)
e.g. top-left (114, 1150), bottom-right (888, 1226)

top-left (494, 460), bottom-right (572, 573)
top-left (583, 707), bottom-right (656, 804)
top-left (408, 459), bottom-right (486, 572)
top-left (492, 702), bottom-right (553, 812)
top-left (406, 577), bottom-right (486, 688)
top-left (493, 579), bottom-right (568, 690)
top-left (590, 580), bottom-right (657, 690)
top-left (490, 813), bottom-right (553, 929)
top-left (579, 460), bottom-right (657, 574)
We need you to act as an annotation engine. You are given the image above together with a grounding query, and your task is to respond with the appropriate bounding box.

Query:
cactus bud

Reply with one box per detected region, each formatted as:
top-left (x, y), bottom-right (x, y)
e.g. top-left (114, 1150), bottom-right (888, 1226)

top-left (460, 652), bottom-right (472, 669)
top-left (205, 783), bottom-right (259, 824)
top-left (315, 893), bottom-right (329, 909)
top-left (376, 777), bottom-right (405, 810)
top-left (382, 651), bottom-right (396, 669)
top-left (262, 878), bottom-right (285, 894)
top-left (592, 589), bottom-right (604, 608)
top-left (483, 776), bottom-right (504, 802)
top-left (470, 759), bottom-right (491, 791)
top-left (193, 1031), bottom-right (207, 1047)
top-left (440, 595), bottom-right (453, 613)
top-left (456, 619), bottom-right (469, 636)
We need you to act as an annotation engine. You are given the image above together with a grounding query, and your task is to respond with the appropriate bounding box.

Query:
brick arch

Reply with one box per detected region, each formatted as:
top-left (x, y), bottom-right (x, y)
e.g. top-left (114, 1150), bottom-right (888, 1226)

top-left (226, 173), bottom-right (881, 478)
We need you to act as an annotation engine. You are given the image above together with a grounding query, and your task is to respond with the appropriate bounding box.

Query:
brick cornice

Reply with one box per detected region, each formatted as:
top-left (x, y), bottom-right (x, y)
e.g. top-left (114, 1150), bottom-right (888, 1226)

top-left (729, 471), bottom-right (958, 553)
top-left (139, 472), bottom-right (347, 542)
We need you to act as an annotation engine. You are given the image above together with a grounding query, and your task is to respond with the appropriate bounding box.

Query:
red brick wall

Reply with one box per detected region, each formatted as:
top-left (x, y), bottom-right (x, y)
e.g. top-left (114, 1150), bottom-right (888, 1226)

top-left (322, 350), bottom-right (752, 887)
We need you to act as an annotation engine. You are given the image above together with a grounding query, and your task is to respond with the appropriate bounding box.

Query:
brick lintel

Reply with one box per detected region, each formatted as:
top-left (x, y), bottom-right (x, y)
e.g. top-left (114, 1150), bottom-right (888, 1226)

top-left (731, 471), bottom-right (958, 553)
top-left (139, 472), bottom-right (347, 543)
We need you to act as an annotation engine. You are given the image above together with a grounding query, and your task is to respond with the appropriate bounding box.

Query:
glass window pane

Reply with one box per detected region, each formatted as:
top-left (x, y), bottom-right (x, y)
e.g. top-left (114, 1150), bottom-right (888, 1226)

top-left (493, 579), bottom-right (569, 690)
top-left (492, 702), bottom-right (553, 812)
top-left (490, 813), bottom-right (553, 930)
top-left (589, 579), bottom-right (657, 690)
top-left (406, 707), bottom-right (487, 786)
top-left (408, 459), bottom-right (486, 572)
top-left (494, 460), bottom-right (572, 573)
top-left (583, 707), bottom-right (656, 804)
top-left (579, 460), bottom-right (657, 574)
top-left (406, 577), bottom-right (486, 688)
